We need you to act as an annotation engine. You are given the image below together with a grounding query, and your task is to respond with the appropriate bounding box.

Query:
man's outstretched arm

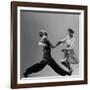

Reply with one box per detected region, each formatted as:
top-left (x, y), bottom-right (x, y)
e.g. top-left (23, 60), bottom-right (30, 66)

top-left (55, 36), bottom-right (67, 47)
top-left (55, 41), bottom-right (62, 47)
top-left (50, 43), bottom-right (57, 49)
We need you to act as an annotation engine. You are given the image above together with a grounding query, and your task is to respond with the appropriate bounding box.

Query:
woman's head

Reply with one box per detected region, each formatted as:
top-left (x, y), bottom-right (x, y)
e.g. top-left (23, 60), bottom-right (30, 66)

top-left (68, 28), bottom-right (74, 37)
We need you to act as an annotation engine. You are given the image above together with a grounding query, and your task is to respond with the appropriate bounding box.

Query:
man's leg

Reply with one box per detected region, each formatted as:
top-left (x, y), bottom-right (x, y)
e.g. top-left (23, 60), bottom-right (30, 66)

top-left (23, 60), bottom-right (47, 77)
top-left (47, 58), bottom-right (72, 76)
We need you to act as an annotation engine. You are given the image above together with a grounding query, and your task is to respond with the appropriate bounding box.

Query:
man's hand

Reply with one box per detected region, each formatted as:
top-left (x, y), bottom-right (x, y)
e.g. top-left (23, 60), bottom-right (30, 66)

top-left (38, 41), bottom-right (47, 47)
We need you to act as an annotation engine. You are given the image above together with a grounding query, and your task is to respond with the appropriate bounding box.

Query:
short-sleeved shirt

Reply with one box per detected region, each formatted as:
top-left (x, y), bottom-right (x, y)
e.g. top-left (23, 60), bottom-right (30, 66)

top-left (61, 35), bottom-right (75, 49)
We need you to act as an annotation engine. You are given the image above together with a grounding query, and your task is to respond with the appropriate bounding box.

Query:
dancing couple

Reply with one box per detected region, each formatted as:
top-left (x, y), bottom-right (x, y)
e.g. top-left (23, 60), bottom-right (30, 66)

top-left (23, 29), bottom-right (78, 77)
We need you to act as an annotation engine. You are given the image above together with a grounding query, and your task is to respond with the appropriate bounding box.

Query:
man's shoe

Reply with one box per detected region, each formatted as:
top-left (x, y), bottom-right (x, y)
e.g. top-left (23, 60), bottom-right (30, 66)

top-left (23, 72), bottom-right (28, 78)
top-left (66, 69), bottom-right (73, 76)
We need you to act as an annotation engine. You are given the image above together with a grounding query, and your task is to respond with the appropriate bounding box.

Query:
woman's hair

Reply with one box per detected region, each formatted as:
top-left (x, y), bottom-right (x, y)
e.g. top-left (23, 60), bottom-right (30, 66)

top-left (68, 28), bottom-right (74, 34)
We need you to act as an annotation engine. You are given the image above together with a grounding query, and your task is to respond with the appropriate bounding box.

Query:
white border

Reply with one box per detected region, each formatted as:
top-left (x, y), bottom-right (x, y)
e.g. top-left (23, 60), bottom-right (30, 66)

top-left (17, 7), bottom-right (84, 84)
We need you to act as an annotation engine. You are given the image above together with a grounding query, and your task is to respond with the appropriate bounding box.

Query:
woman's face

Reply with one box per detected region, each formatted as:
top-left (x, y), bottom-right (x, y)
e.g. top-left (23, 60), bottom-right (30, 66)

top-left (68, 31), bottom-right (73, 37)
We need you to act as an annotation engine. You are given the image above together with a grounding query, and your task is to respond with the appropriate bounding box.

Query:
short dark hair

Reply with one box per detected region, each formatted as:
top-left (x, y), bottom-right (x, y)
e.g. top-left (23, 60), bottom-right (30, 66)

top-left (68, 28), bottom-right (74, 34)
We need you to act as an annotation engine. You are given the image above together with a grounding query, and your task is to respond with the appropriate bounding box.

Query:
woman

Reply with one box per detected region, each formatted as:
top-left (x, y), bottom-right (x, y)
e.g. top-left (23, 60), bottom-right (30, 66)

top-left (56, 29), bottom-right (78, 71)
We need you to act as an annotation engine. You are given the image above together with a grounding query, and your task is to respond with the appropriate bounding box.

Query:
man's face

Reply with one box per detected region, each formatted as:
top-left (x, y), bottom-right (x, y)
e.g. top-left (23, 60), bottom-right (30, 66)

top-left (39, 31), bottom-right (48, 42)
top-left (41, 33), bottom-right (48, 41)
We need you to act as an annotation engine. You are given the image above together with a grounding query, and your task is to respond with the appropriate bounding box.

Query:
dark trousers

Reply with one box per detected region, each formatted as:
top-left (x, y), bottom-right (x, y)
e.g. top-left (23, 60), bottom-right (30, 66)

top-left (25, 57), bottom-right (71, 76)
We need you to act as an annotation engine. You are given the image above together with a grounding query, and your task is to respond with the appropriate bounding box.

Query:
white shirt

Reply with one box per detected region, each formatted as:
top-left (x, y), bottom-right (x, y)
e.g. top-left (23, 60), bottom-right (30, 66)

top-left (61, 35), bottom-right (75, 49)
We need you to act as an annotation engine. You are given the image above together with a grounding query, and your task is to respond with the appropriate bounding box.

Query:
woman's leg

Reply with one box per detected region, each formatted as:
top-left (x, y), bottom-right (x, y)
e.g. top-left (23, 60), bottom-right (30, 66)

top-left (61, 50), bottom-right (72, 72)
top-left (70, 50), bottom-right (79, 64)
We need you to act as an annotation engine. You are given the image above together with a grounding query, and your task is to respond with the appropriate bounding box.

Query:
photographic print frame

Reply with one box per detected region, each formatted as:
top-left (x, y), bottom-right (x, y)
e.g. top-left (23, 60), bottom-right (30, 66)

top-left (11, 1), bottom-right (88, 89)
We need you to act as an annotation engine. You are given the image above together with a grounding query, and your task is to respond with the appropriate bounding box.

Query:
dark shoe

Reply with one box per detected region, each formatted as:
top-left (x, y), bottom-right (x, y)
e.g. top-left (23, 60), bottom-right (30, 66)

top-left (66, 69), bottom-right (73, 76)
top-left (23, 72), bottom-right (28, 78)
top-left (62, 61), bottom-right (68, 67)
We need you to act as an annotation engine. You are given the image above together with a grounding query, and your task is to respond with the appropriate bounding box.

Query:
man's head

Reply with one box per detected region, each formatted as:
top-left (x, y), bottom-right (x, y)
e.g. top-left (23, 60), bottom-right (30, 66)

top-left (39, 30), bottom-right (48, 37)
top-left (39, 30), bottom-right (48, 41)
top-left (68, 28), bottom-right (74, 37)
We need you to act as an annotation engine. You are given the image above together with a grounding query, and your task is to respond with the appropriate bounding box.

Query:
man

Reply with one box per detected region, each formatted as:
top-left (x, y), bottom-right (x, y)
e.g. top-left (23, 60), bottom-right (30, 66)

top-left (23, 30), bottom-right (72, 77)
top-left (56, 28), bottom-right (78, 72)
